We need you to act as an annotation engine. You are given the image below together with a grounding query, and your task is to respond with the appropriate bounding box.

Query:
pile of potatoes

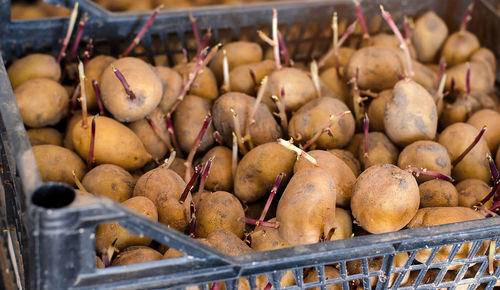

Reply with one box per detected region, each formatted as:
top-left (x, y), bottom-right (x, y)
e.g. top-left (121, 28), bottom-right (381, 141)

top-left (8, 4), bottom-right (500, 288)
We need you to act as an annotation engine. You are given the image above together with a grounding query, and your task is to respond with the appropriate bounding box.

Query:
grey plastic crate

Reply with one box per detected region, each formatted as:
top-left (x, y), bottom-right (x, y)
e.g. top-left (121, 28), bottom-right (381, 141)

top-left (0, 0), bottom-right (500, 289)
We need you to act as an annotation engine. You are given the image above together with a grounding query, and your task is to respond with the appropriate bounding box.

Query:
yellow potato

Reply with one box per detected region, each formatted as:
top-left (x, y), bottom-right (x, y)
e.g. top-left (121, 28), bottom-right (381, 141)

top-left (27, 128), bottom-right (63, 146)
top-left (7, 54), bottom-right (61, 89)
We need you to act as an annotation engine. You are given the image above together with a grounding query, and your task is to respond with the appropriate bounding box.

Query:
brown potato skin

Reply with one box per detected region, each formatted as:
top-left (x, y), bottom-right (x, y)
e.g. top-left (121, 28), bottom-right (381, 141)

top-left (319, 67), bottom-right (350, 105)
top-left (195, 191), bottom-right (245, 238)
top-left (277, 167), bottom-right (336, 246)
top-left (384, 80), bottom-right (438, 147)
top-left (288, 97), bottom-right (355, 150)
top-left (27, 128), bottom-right (63, 146)
top-left (210, 41), bottom-right (263, 84)
top-left (84, 55), bottom-right (116, 111)
top-left (176, 62), bottom-right (218, 100)
top-left (33, 145), bottom-right (86, 187)
top-left (8, 54), bottom-right (61, 89)
top-left (72, 116), bottom-right (152, 171)
top-left (438, 123), bottom-right (491, 183)
top-left (467, 109), bottom-right (500, 152)
top-left (64, 111), bottom-right (83, 151)
top-left (111, 247), bottom-right (163, 266)
top-left (413, 61), bottom-right (438, 91)
top-left (357, 132), bottom-right (399, 170)
top-left (212, 92), bottom-right (282, 149)
top-left (229, 60), bottom-right (275, 96)
top-left (397, 140), bottom-right (452, 183)
top-left (128, 108), bottom-right (170, 161)
top-left (470, 47), bottom-right (497, 78)
top-left (250, 226), bottom-right (290, 252)
top-left (294, 150), bottom-right (355, 208)
top-left (411, 11), bottom-right (448, 63)
top-left (328, 149), bottom-right (361, 177)
top-left (351, 164), bottom-right (420, 234)
top-left (439, 96), bottom-right (481, 128)
top-left (418, 179), bottom-right (458, 208)
top-left (367, 90), bottom-right (392, 132)
top-left (206, 229), bottom-right (253, 256)
top-left (133, 167), bottom-right (190, 232)
top-left (200, 146), bottom-right (234, 192)
top-left (344, 46), bottom-right (404, 92)
top-left (82, 164), bottom-right (135, 203)
top-left (441, 31), bottom-right (480, 67)
top-left (304, 266), bottom-right (342, 290)
top-left (173, 95), bottom-right (214, 154)
top-left (320, 47), bottom-right (355, 71)
top-left (347, 253), bottom-right (409, 287)
top-left (407, 207), bottom-right (487, 270)
top-left (234, 142), bottom-right (296, 203)
top-left (156, 66), bottom-right (183, 113)
top-left (15, 78), bottom-right (69, 128)
top-left (100, 57), bottom-right (163, 122)
top-left (445, 61), bottom-right (494, 95)
top-left (262, 67), bottom-right (317, 112)
top-left (328, 208), bottom-right (353, 241)
top-left (456, 179), bottom-right (492, 208)
top-left (96, 196), bottom-right (158, 252)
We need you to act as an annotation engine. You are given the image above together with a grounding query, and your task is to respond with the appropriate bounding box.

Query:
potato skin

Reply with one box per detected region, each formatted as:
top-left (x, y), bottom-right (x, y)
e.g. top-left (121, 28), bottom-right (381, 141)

top-left (347, 253), bottom-right (409, 287)
top-left (407, 207), bottom-right (486, 270)
top-left (438, 123), bottom-right (491, 183)
top-left (294, 150), bottom-right (355, 208)
top-left (206, 229), bottom-right (253, 256)
top-left (234, 142), bottom-right (296, 203)
top-left (72, 116), bottom-right (152, 171)
top-left (357, 132), bottom-right (399, 170)
top-left (33, 144), bottom-right (86, 187)
top-left (8, 54), bottom-right (61, 89)
top-left (195, 191), bottom-right (245, 238)
top-left (319, 67), bottom-right (350, 105)
top-left (304, 266), bottom-right (341, 290)
top-left (397, 140), bottom-right (452, 183)
top-left (100, 57), bottom-right (163, 122)
top-left (441, 31), bottom-right (480, 67)
top-left (277, 167), bottom-right (336, 246)
top-left (367, 90), bottom-right (392, 132)
top-left (200, 146), bottom-right (234, 192)
top-left (351, 164), bottom-right (420, 234)
top-left (456, 179), bottom-right (492, 208)
top-left (384, 80), bottom-right (438, 147)
top-left (27, 128), bottom-right (63, 146)
top-left (177, 62), bottom-right (218, 100)
top-left (83, 55), bottom-right (116, 111)
top-left (328, 208), bottom-right (353, 241)
top-left (128, 108), bottom-right (170, 161)
top-left (467, 109), bottom-right (500, 152)
top-left (82, 164), bottom-right (135, 203)
top-left (288, 97), bottom-right (355, 150)
top-left (344, 46), bottom-right (404, 92)
top-left (15, 78), bottom-right (69, 128)
top-left (411, 11), bottom-right (448, 63)
top-left (418, 179), bottom-right (458, 208)
top-left (328, 149), bottom-right (361, 177)
top-left (111, 247), bottom-right (163, 266)
top-left (229, 60), bottom-right (275, 96)
top-left (156, 66), bottom-right (183, 113)
top-left (96, 196), bottom-right (158, 252)
top-left (470, 47), bottom-right (496, 78)
top-left (445, 61), bottom-right (494, 94)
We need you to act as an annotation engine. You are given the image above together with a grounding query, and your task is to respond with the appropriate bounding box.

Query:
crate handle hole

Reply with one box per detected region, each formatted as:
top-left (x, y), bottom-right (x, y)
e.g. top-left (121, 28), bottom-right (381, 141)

top-left (32, 183), bottom-right (75, 209)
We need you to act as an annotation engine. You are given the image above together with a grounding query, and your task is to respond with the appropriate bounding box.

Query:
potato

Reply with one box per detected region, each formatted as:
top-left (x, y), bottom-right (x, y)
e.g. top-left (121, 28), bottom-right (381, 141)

top-left (250, 225), bottom-right (290, 252)
top-left (169, 156), bottom-right (191, 180)
top-left (445, 61), bottom-right (494, 95)
top-left (200, 146), bottom-right (234, 192)
top-left (467, 109), bottom-right (500, 152)
top-left (176, 62), bottom-right (218, 100)
top-left (351, 164), bottom-right (420, 234)
top-left (418, 179), bottom-right (458, 208)
top-left (33, 144), bottom-right (86, 187)
top-left (82, 164), bottom-right (135, 203)
top-left (384, 79), bottom-right (438, 147)
top-left (262, 67), bottom-right (317, 112)
top-left (72, 116), bottom-right (152, 171)
top-left (95, 256), bottom-right (104, 268)
top-left (212, 92), bottom-right (282, 149)
top-left (100, 57), bottom-right (163, 122)
top-left (455, 179), bottom-right (492, 208)
top-left (344, 46), bottom-right (404, 92)
top-left (129, 108), bottom-right (171, 161)
top-left (288, 97), bottom-right (355, 150)
top-left (133, 167), bottom-right (190, 232)
top-left (229, 60), bottom-right (275, 96)
top-left (83, 55), bottom-right (116, 111)
top-left (27, 128), bottom-right (63, 146)
top-left (411, 11), bottom-right (448, 63)
top-left (347, 252), bottom-right (409, 287)
top-left (328, 149), bottom-right (361, 177)
top-left (206, 229), bottom-right (253, 256)
top-left (397, 140), bottom-right (452, 183)
top-left (370, 33), bottom-right (400, 49)
top-left (438, 122), bottom-right (491, 183)
top-left (357, 132), bottom-right (399, 170)
top-left (319, 67), bottom-right (350, 105)
top-left (439, 95), bottom-right (481, 128)
top-left (441, 30), bottom-right (480, 67)
top-left (304, 266), bottom-right (341, 290)
top-left (234, 142), bottom-right (296, 203)
top-left (407, 207), bottom-right (487, 270)
top-left (195, 191), bottom-right (245, 238)
top-left (328, 208), bottom-right (353, 241)
top-left (163, 239), bottom-right (210, 259)
top-left (96, 196), bottom-right (158, 252)
top-left (345, 133), bottom-right (363, 158)
top-left (470, 47), bottom-right (496, 78)
top-left (156, 66), bottom-right (183, 113)
top-left (277, 167), bottom-right (336, 246)
top-left (209, 41), bottom-right (263, 84)
top-left (64, 111), bottom-right (84, 151)
top-left (294, 150), bottom-right (355, 208)
top-left (173, 94), bottom-right (214, 154)
top-left (15, 78), bottom-right (69, 128)
top-left (413, 61), bottom-right (438, 91)
top-left (111, 246), bottom-right (163, 266)
top-left (7, 54), bottom-right (61, 89)
top-left (366, 90), bottom-right (392, 132)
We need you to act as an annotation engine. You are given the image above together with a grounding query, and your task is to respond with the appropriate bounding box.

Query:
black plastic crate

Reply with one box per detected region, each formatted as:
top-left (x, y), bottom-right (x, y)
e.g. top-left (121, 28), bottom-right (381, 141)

top-left (1, 0), bottom-right (500, 289)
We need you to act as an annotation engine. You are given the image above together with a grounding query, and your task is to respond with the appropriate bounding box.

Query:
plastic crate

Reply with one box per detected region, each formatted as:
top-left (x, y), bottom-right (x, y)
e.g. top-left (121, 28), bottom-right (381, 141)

top-left (1, 0), bottom-right (500, 289)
